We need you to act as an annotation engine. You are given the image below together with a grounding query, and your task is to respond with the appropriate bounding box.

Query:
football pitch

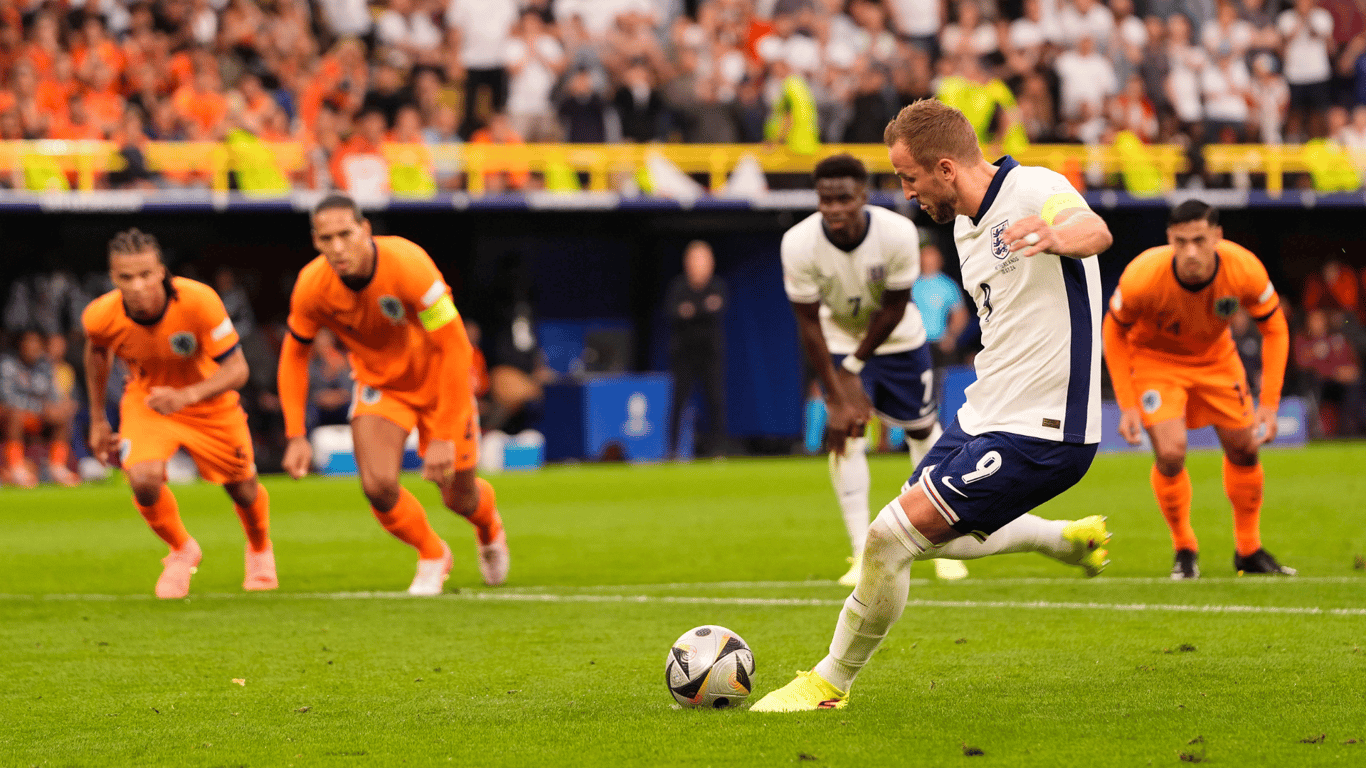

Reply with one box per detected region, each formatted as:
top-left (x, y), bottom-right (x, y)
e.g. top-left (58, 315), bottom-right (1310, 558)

top-left (2, 446), bottom-right (1364, 767)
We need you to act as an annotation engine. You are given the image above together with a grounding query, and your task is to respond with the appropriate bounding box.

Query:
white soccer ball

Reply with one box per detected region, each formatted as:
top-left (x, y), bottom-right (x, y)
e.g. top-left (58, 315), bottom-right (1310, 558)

top-left (664, 625), bottom-right (756, 708)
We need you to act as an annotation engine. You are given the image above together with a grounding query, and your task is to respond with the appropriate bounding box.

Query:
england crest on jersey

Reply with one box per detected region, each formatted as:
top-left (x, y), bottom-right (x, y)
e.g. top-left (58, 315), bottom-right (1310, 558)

top-left (990, 220), bottom-right (1010, 259)
top-left (867, 264), bottom-right (886, 283)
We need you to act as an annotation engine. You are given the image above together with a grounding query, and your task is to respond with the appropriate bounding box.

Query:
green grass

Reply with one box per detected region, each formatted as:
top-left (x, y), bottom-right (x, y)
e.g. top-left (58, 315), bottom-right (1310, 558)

top-left (2, 445), bottom-right (1365, 767)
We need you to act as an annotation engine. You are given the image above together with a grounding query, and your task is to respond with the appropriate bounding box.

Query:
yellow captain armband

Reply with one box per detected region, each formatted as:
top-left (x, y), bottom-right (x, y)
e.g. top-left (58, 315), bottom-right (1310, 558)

top-left (419, 295), bottom-right (459, 332)
top-left (1041, 192), bottom-right (1088, 226)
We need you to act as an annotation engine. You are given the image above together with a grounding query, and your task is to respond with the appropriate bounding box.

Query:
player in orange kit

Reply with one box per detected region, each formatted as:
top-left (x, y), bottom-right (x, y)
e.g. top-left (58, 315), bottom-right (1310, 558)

top-left (83, 229), bottom-right (276, 598)
top-left (277, 195), bottom-right (507, 595)
top-left (1103, 200), bottom-right (1293, 579)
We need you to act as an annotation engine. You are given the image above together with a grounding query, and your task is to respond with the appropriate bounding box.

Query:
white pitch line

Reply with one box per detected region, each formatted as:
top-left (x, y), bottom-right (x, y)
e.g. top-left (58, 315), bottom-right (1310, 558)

top-left (4, 590), bottom-right (1365, 616)
top-left (513, 575), bottom-right (1366, 591)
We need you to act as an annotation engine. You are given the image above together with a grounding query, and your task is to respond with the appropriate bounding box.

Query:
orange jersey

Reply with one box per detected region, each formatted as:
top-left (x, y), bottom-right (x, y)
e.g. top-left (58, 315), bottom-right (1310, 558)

top-left (83, 277), bottom-right (243, 416)
top-left (286, 236), bottom-right (457, 393)
top-left (1108, 240), bottom-right (1280, 367)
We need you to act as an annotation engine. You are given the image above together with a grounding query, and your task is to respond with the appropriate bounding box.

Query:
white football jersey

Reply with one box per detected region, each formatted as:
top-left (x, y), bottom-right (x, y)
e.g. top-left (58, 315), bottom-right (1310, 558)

top-left (952, 158), bottom-right (1102, 444)
top-left (781, 206), bottom-right (928, 355)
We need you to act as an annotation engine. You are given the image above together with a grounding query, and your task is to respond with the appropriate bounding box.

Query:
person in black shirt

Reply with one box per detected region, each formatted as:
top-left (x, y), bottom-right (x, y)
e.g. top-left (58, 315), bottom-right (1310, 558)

top-left (665, 240), bottom-right (728, 458)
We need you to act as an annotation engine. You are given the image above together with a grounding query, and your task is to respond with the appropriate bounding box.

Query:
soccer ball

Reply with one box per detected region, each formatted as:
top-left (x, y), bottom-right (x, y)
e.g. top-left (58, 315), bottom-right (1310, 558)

top-left (664, 625), bottom-right (756, 708)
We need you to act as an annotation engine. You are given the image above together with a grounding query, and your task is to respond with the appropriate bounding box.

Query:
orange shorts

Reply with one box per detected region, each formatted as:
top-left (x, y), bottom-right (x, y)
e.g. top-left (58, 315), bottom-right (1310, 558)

top-left (349, 382), bottom-right (478, 471)
top-left (1132, 353), bottom-right (1254, 431)
top-left (118, 399), bottom-right (256, 484)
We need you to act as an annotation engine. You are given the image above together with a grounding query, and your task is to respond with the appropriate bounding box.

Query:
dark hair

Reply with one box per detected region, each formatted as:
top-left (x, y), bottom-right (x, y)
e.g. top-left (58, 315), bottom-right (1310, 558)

top-left (813, 153), bottom-right (869, 185)
top-left (108, 227), bottom-right (177, 299)
top-left (313, 194), bottom-right (364, 223)
top-left (1168, 199), bottom-right (1219, 227)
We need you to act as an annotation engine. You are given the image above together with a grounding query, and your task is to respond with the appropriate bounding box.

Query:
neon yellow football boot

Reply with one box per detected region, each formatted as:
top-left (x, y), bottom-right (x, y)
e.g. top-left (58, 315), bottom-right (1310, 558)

top-left (749, 670), bottom-right (849, 712)
top-left (1060, 515), bottom-right (1111, 577)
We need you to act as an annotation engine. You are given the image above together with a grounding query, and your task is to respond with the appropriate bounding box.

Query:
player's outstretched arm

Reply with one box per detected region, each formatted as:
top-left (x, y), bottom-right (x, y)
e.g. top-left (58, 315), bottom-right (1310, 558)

top-left (791, 300), bottom-right (866, 454)
top-left (421, 314), bottom-right (474, 483)
top-left (1005, 207), bottom-right (1113, 260)
top-left (145, 348), bottom-right (249, 416)
top-left (82, 338), bottom-right (120, 465)
top-left (1102, 313), bottom-right (1144, 446)
top-left (1254, 307), bottom-right (1290, 444)
top-left (278, 332), bottom-right (314, 479)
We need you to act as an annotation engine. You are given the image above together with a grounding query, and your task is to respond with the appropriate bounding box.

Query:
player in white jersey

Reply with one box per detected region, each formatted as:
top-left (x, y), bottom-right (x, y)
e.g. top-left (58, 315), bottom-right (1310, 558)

top-left (753, 99), bottom-right (1114, 712)
top-left (781, 153), bottom-right (967, 586)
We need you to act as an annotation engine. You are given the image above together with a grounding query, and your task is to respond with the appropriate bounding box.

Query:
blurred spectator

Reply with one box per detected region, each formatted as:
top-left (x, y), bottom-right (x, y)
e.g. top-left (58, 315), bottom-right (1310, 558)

top-left (3, 272), bottom-right (87, 340)
top-left (505, 8), bottom-right (567, 142)
top-left (1202, 48), bottom-right (1252, 142)
top-left (1203, 1), bottom-right (1256, 59)
top-left (558, 66), bottom-right (611, 143)
top-left (1294, 308), bottom-right (1364, 435)
top-left (1303, 259), bottom-right (1362, 319)
top-left (174, 68), bottom-right (230, 140)
top-left (666, 240), bottom-right (728, 459)
top-left (1336, 103), bottom-right (1366, 148)
top-left (615, 62), bottom-right (665, 142)
top-left (764, 58), bottom-right (819, 155)
top-left (844, 63), bottom-right (894, 143)
top-left (331, 107), bottom-right (390, 194)
top-left (361, 61), bottom-right (416, 127)
top-left (1108, 0), bottom-right (1148, 86)
top-left (469, 112), bottom-right (530, 191)
top-left (317, 0), bottom-right (373, 40)
top-left (1248, 53), bottom-right (1290, 144)
top-left (887, 0), bottom-right (944, 56)
top-left (941, 1), bottom-right (1000, 61)
top-left (1058, 0), bottom-right (1115, 50)
top-left (109, 108), bottom-right (161, 190)
top-left (1, 328), bottom-right (79, 488)
top-left (448, 0), bottom-right (519, 136)
top-left (1056, 33), bottom-right (1118, 119)
top-left (1166, 15), bottom-right (1207, 138)
top-left (308, 327), bottom-right (352, 429)
top-left (913, 241), bottom-right (970, 364)
top-left (1109, 75), bottom-right (1159, 142)
top-left (938, 54), bottom-right (1021, 150)
top-left (377, 0), bottom-right (444, 63)
top-left (1279, 0), bottom-right (1334, 140)
top-left (1009, 0), bottom-right (1058, 77)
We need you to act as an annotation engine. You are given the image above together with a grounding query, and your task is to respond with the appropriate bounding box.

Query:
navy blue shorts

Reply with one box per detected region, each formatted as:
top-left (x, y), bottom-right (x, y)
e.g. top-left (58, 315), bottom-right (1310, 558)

top-left (831, 345), bottom-right (938, 430)
top-left (906, 419), bottom-right (1097, 541)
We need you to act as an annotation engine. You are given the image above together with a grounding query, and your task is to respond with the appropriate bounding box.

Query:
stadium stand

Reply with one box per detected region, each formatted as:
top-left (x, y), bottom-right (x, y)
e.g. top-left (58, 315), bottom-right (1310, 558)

top-left (3, 0), bottom-right (1366, 194)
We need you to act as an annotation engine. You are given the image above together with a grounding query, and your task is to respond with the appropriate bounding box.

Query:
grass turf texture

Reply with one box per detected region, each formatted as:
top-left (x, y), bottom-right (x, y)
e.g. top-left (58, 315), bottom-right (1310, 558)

top-left (2, 445), bottom-right (1364, 767)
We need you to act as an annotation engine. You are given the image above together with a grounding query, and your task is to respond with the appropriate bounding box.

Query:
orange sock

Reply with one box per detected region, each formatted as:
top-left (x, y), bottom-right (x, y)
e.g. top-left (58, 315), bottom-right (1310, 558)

top-left (5, 440), bottom-right (23, 469)
top-left (49, 441), bottom-right (70, 470)
top-left (373, 486), bottom-right (445, 559)
top-left (1224, 458), bottom-right (1264, 557)
top-left (466, 477), bottom-right (503, 545)
top-left (135, 486), bottom-right (191, 550)
top-left (234, 483), bottom-right (272, 553)
top-left (1151, 466), bottom-right (1197, 552)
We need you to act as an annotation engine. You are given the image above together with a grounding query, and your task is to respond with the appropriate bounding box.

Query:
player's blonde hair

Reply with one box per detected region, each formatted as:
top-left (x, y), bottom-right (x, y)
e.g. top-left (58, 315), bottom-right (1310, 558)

top-left (883, 99), bottom-right (982, 170)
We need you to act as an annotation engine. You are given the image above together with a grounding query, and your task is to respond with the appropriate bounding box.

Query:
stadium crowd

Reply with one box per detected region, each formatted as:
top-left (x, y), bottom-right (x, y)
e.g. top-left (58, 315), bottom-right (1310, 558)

top-left (3, 0), bottom-right (1366, 191)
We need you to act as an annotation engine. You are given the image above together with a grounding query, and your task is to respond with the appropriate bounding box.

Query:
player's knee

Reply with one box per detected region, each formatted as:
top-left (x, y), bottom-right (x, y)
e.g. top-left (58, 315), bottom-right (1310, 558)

top-left (128, 472), bottom-right (163, 506)
top-left (1225, 445), bottom-right (1258, 467)
top-left (360, 477), bottom-right (400, 512)
top-left (224, 479), bottom-right (258, 506)
top-left (441, 474), bottom-right (479, 516)
top-left (1153, 444), bottom-right (1187, 474)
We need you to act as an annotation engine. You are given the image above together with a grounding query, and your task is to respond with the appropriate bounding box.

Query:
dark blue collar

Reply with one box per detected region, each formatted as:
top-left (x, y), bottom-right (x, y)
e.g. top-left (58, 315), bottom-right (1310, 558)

top-left (821, 209), bottom-right (872, 253)
top-left (970, 155), bottom-right (1018, 227)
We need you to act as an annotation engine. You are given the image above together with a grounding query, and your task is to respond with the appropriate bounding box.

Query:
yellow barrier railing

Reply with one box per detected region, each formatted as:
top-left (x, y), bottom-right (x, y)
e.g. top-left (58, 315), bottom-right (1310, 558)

top-left (9, 140), bottom-right (1354, 196)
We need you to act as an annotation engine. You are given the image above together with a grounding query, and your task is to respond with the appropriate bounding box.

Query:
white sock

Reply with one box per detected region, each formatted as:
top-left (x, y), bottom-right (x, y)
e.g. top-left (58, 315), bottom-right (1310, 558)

top-left (828, 438), bottom-right (870, 557)
top-left (814, 500), bottom-right (928, 692)
top-left (924, 514), bottom-right (1069, 560)
top-left (908, 422), bottom-right (943, 471)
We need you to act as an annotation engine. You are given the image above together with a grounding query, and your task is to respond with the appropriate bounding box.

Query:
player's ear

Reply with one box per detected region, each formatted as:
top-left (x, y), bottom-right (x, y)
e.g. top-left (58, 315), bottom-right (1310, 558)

top-left (938, 158), bottom-right (955, 182)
